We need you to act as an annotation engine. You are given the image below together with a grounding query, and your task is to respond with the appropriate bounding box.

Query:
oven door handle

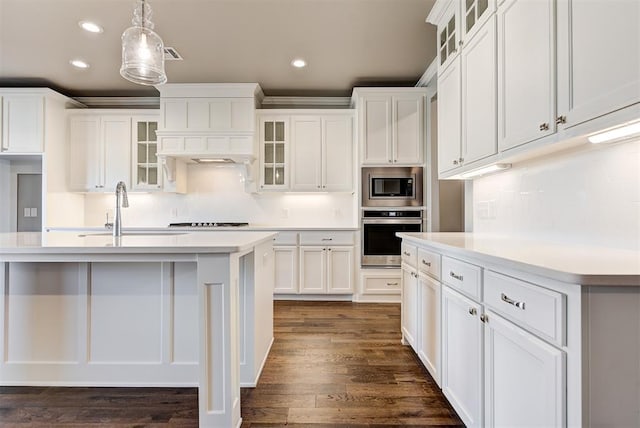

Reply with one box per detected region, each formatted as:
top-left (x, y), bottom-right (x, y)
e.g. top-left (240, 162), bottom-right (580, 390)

top-left (362, 219), bottom-right (423, 225)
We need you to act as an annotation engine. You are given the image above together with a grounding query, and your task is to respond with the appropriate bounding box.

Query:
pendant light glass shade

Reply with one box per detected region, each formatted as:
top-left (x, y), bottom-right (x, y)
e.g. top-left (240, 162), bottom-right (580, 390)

top-left (120, 0), bottom-right (167, 85)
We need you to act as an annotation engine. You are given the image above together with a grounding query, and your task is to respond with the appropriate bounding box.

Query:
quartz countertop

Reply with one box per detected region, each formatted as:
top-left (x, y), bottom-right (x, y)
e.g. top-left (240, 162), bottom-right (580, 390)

top-left (397, 232), bottom-right (640, 286)
top-left (0, 231), bottom-right (277, 255)
top-left (46, 225), bottom-right (359, 233)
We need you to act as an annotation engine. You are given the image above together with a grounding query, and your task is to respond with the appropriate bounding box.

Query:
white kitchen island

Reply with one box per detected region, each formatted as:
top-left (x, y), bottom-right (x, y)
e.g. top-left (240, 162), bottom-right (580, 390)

top-left (0, 230), bottom-right (277, 428)
top-left (397, 232), bottom-right (640, 428)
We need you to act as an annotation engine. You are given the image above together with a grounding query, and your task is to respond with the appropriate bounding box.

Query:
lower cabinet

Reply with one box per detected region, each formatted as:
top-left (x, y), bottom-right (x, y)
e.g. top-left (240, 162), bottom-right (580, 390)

top-left (484, 309), bottom-right (566, 428)
top-left (273, 230), bottom-right (355, 296)
top-left (441, 285), bottom-right (484, 428)
top-left (400, 263), bottom-right (418, 348)
top-left (417, 273), bottom-right (441, 385)
top-left (300, 246), bottom-right (354, 294)
top-left (273, 246), bottom-right (297, 294)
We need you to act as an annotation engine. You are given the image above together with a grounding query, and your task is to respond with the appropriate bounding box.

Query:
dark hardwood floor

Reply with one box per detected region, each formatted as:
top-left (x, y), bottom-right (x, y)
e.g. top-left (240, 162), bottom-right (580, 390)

top-left (0, 301), bottom-right (462, 427)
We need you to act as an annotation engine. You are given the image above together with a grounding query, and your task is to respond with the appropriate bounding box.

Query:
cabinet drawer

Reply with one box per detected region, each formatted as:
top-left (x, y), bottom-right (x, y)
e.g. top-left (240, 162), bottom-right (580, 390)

top-left (299, 231), bottom-right (354, 246)
top-left (362, 275), bottom-right (401, 295)
top-left (484, 270), bottom-right (566, 346)
top-left (442, 256), bottom-right (482, 300)
top-left (418, 248), bottom-right (440, 279)
top-left (272, 231), bottom-right (298, 246)
top-left (401, 242), bottom-right (418, 268)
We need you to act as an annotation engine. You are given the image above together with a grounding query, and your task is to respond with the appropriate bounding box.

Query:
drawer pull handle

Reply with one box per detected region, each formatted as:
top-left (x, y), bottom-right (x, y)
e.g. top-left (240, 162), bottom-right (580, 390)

top-left (501, 293), bottom-right (526, 310)
top-left (403, 251), bottom-right (411, 256)
top-left (322, 238), bottom-right (333, 241)
top-left (421, 260), bottom-right (431, 267)
top-left (468, 307), bottom-right (477, 316)
top-left (386, 282), bottom-right (399, 286)
top-left (450, 271), bottom-right (464, 281)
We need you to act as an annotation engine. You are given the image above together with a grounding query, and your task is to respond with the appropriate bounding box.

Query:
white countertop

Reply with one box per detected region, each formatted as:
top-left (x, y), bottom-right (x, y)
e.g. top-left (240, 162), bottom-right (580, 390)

top-left (0, 231), bottom-right (277, 255)
top-left (397, 232), bottom-right (640, 286)
top-left (47, 226), bottom-right (359, 232)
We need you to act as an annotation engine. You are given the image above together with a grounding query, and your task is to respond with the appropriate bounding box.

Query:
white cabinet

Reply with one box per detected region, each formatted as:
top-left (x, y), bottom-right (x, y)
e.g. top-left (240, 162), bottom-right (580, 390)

top-left (437, 58), bottom-right (462, 175)
top-left (131, 117), bottom-right (161, 191)
top-left (300, 246), bottom-right (354, 295)
top-left (259, 116), bottom-right (289, 190)
top-left (484, 310), bottom-right (566, 428)
top-left (273, 246), bottom-right (298, 294)
top-left (69, 114), bottom-right (132, 192)
top-left (274, 231), bottom-right (354, 296)
top-left (435, 1), bottom-right (461, 72)
top-left (461, 15), bottom-right (497, 165)
top-left (441, 285), bottom-right (484, 428)
top-left (556, 0), bottom-right (640, 129)
top-left (272, 231), bottom-right (299, 295)
top-left (439, 17), bottom-right (498, 175)
top-left (401, 263), bottom-right (419, 348)
top-left (417, 273), bottom-right (441, 385)
top-left (497, 0), bottom-right (556, 151)
top-left (291, 114), bottom-right (353, 192)
top-left (354, 89), bottom-right (426, 166)
top-left (1, 94), bottom-right (44, 153)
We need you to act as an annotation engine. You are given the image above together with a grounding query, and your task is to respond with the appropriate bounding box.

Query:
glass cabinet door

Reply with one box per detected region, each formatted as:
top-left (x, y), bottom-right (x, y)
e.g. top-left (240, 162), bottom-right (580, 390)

top-left (439, 10), bottom-right (458, 67)
top-left (465, 0), bottom-right (490, 35)
top-left (133, 119), bottom-right (161, 190)
top-left (260, 117), bottom-right (288, 189)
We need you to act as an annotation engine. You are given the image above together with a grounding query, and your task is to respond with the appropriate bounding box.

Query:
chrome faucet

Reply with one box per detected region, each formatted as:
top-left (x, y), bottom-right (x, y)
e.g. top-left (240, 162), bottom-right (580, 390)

top-left (113, 181), bottom-right (129, 237)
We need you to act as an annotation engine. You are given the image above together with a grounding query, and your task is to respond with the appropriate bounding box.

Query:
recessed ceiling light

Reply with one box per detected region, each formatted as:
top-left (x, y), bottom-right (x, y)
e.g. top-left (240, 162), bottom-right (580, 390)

top-left (291, 58), bottom-right (307, 68)
top-left (70, 59), bottom-right (90, 69)
top-left (79, 21), bottom-right (103, 33)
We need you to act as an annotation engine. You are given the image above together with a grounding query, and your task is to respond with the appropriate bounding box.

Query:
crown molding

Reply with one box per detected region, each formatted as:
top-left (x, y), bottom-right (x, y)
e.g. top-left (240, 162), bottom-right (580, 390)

top-left (416, 58), bottom-right (438, 87)
top-left (261, 96), bottom-right (351, 108)
top-left (72, 97), bottom-right (160, 109)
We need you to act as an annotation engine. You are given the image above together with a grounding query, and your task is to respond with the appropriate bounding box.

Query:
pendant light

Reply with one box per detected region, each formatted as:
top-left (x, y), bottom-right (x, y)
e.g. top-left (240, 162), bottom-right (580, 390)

top-left (120, 0), bottom-right (167, 85)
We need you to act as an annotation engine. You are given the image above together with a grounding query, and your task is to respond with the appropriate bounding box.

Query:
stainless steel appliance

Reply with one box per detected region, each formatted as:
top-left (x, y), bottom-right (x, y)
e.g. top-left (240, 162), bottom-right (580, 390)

top-left (361, 209), bottom-right (424, 267)
top-left (361, 167), bottom-right (423, 207)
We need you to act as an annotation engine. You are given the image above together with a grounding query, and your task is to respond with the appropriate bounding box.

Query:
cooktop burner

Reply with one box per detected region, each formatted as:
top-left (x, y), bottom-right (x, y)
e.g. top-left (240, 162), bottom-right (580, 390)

top-left (169, 222), bottom-right (249, 228)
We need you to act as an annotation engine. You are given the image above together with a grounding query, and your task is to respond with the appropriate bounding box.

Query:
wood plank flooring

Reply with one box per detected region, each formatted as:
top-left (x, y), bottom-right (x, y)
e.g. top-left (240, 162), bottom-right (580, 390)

top-left (241, 301), bottom-right (462, 427)
top-left (0, 301), bottom-right (462, 427)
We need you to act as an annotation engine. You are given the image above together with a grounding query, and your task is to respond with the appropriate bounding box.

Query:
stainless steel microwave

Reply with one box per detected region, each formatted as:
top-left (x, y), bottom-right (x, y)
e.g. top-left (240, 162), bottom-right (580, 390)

top-left (361, 167), bottom-right (423, 207)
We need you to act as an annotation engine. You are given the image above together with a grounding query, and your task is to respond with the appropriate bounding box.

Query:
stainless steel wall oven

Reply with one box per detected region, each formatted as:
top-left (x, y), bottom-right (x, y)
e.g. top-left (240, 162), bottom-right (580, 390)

top-left (361, 209), bottom-right (424, 267)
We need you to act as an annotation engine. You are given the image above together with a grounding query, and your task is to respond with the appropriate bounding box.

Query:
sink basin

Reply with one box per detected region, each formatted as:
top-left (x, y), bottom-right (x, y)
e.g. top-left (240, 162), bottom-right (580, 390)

top-left (78, 232), bottom-right (188, 237)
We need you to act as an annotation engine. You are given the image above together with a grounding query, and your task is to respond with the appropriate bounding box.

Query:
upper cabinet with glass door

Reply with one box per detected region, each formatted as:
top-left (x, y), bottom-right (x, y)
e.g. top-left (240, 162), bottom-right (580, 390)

top-left (259, 116), bottom-right (289, 190)
top-left (132, 117), bottom-right (161, 191)
top-left (432, 0), bottom-right (496, 72)
top-left (462, 0), bottom-right (495, 43)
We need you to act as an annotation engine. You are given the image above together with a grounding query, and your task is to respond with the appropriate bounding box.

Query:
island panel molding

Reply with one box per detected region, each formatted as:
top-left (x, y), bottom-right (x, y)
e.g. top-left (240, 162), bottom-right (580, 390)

top-left (0, 230), bottom-right (276, 428)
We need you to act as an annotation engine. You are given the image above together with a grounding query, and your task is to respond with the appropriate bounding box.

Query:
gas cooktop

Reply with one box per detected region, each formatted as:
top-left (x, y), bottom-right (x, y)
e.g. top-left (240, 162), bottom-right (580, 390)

top-left (168, 222), bottom-right (249, 228)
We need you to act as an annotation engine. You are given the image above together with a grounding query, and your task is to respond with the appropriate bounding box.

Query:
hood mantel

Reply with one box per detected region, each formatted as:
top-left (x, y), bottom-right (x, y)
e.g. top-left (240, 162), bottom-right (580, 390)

top-left (155, 83), bottom-right (263, 163)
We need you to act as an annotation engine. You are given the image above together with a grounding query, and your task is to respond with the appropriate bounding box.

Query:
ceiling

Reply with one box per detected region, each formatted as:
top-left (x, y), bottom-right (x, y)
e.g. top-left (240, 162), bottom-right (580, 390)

top-left (0, 0), bottom-right (437, 98)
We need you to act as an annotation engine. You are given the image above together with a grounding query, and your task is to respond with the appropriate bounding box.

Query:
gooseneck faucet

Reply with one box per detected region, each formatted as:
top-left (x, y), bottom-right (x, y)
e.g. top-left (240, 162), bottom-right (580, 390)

top-left (113, 181), bottom-right (129, 237)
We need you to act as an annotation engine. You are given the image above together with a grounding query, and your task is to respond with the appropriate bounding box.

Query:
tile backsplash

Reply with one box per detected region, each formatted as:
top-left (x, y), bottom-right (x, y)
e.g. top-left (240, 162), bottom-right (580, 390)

top-left (84, 164), bottom-right (357, 228)
top-left (472, 139), bottom-right (640, 250)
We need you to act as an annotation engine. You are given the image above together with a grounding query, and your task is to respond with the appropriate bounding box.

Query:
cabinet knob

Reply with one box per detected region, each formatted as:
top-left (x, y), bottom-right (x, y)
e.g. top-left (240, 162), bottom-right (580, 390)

top-left (459, 40), bottom-right (464, 47)
top-left (421, 260), bottom-right (431, 267)
top-left (480, 314), bottom-right (488, 323)
top-left (453, 159), bottom-right (459, 165)
top-left (468, 307), bottom-right (477, 316)
top-left (555, 115), bottom-right (567, 125)
top-left (459, 157), bottom-right (464, 163)
top-left (317, 185), bottom-right (321, 189)
top-left (539, 123), bottom-right (549, 131)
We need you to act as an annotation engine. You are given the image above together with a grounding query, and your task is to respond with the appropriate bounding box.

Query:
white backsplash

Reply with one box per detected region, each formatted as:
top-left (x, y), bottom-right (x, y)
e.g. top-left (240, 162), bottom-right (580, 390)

top-left (472, 138), bottom-right (640, 250)
top-left (84, 164), bottom-right (357, 228)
